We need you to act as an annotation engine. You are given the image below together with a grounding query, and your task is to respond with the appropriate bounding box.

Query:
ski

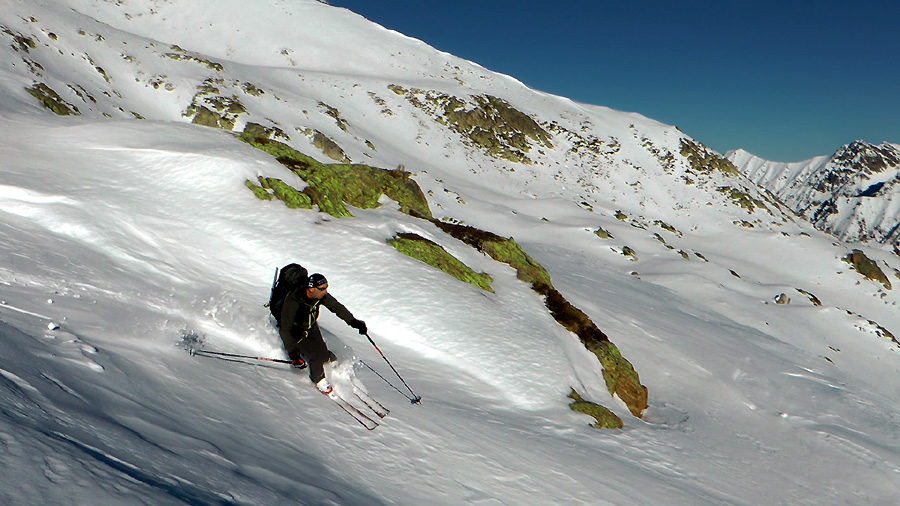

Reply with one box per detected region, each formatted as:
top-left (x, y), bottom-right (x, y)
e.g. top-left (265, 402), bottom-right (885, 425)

top-left (328, 391), bottom-right (378, 430)
top-left (190, 348), bottom-right (304, 368)
top-left (353, 387), bottom-right (389, 418)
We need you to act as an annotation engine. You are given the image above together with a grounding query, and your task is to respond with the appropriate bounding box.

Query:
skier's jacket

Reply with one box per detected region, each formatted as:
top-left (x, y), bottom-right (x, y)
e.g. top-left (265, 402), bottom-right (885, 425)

top-left (278, 288), bottom-right (355, 354)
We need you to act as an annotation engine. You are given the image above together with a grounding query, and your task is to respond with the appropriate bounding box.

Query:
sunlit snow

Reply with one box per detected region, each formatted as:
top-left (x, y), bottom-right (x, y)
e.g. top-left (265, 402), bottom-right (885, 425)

top-left (1, 1), bottom-right (899, 504)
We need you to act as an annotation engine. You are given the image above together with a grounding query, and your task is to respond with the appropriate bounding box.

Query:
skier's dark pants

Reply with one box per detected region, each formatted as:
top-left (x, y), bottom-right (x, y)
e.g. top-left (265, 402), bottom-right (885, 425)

top-left (297, 324), bottom-right (336, 384)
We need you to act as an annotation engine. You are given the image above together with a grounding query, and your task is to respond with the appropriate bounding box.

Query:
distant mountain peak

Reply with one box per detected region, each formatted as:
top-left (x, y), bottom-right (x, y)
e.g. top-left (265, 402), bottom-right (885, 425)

top-left (731, 140), bottom-right (900, 247)
top-left (832, 140), bottom-right (900, 174)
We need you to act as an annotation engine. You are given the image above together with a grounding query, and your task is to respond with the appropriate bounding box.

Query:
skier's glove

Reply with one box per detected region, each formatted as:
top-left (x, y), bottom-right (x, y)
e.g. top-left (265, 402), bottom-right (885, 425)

top-left (350, 319), bottom-right (367, 335)
top-left (288, 350), bottom-right (306, 369)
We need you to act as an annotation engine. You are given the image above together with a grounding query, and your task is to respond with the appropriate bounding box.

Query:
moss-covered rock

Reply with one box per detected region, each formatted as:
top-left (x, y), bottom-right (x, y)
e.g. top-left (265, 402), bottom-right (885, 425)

top-left (843, 249), bottom-right (892, 290)
top-left (433, 222), bottom-right (553, 288)
top-left (207, 94), bottom-right (246, 115)
top-left (680, 139), bottom-right (740, 175)
top-left (873, 322), bottom-right (896, 344)
top-left (241, 82), bottom-right (265, 96)
top-left (164, 46), bottom-right (224, 71)
top-left (189, 106), bottom-right (226, 128)
top-left (245, 179), bottom-right (273, 201)
top-left (390, 86), bottom-right (552, 163)
top-left (389, 233), bottom-right (494, 292)
top-left (433, 220), bottom-right (648, 416)
top-left (249, 177), bottom-right (313, 209)
top-left (545, 290), bottom-right (648, 417)
top-left (445, 94), bottom-right (552, 162)
top-left (239, 135), bottom-right (432, 219)
top-left (796, 288), bottom-right (822, 306)
top-left (844, 309), bottom-right (897, 345)
top-left (653, 220), bottom-right (682, 236)
top-left (26, 83), bottom-right (79, 115)
top-left (318, 102), bottom-right (349, 132)
top-left (594, 226), bottom-right (614, 239)
top-left (596, 342), bottom-right (649, 417)
top-left (243, 122), bottom-right (290, 142)
top-left (184, 79), bottom-right (246, 130)
top-left (568, 390), bottom-right (623, 429)
top-left (717, 186), bottom-right (769, 214)
top-left (312, 131), bottom-right (349, 162)
top-left (2, 27), bottom-right (36, 53)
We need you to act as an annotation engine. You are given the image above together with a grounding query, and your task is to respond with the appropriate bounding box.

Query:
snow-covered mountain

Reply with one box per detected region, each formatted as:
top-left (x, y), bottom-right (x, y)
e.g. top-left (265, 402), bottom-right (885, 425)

top-left (2, 0), bottom-right (900, 504)
top-left (729, 141), bottom-right (900, 249)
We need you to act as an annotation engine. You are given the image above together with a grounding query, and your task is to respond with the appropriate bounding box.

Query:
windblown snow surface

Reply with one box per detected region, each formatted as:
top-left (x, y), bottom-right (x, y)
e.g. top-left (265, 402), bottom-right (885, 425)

top-left (1, 1), bottom-right (899, 504)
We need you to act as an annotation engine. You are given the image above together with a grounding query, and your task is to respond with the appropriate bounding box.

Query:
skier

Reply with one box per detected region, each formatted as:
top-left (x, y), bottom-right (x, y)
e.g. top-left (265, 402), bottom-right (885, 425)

top-left (278, 272), bottom-right (367, 395)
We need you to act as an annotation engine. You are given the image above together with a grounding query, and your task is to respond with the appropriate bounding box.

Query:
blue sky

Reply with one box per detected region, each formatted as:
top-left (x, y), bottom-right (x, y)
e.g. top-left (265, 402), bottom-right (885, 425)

top-left (329, 0), bottom-right (899, 162)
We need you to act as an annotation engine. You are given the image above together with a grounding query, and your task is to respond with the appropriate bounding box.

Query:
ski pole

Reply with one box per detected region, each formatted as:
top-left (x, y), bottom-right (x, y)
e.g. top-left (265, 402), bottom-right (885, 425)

top-left (190, 348), bottom-right (292, 364)
top-left (359, 359), bottom-right (416, 402)
top-left (264, 266), bottom-right (279, 309)
top-left (363, 332), bottom-right (422, 404)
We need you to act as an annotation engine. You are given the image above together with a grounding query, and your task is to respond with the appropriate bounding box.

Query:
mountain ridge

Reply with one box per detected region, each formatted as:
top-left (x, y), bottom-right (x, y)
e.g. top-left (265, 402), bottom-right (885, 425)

top-left (729, 140), bottom-right (900, 247)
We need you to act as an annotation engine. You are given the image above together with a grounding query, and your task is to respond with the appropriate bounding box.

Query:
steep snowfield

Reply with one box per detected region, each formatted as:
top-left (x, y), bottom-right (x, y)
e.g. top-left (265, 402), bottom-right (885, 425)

top-left (2, 1), bottom-right (900, 504)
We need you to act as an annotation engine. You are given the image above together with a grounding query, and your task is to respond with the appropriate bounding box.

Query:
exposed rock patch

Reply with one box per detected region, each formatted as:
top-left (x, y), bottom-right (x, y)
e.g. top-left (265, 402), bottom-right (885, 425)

top-left (843, 249), bottom-right (892, 290)
top-left (569, 390), bottom-right (623, 429)
top-left (26, 83), bottom-right (79, 115)
top-left (389, 85), bottom-right (552, 164)
top-left (240, 134), bottom-right (431, 219)
top-left (388, 233), bottom-right (494, 292)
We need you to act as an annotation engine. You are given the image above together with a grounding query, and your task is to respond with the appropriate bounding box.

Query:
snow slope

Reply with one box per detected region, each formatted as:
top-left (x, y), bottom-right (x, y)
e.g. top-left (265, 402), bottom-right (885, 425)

top-left (1, 1), bottom-right (900, 504)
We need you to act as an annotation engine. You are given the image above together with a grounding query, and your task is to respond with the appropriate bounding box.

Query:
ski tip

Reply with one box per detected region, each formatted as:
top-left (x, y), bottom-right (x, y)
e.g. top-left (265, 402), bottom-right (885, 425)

top-left (411, 396), bottom-right (422, 405)
top-left (188, 347), bottom-right (195, 356)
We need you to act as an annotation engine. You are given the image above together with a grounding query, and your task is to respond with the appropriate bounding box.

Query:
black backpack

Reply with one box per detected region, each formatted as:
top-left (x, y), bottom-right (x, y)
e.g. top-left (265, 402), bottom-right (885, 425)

top-left (267, 263), bottom-right (308, 323)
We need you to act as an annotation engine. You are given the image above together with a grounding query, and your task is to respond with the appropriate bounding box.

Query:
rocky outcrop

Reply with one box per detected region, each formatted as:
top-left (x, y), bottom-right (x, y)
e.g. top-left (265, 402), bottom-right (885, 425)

top-left (389, 85), bottom-right (552, 164)
top-left (569, 390), bottom-right (623, 429)
top-left (843, 249), bottom-right (892, 290)
top-left (388, 232), bottom-right (494, 292)
top-left (240, 133), bottom-right (432, 219)
top-left (26, 83), bottom-right (79, 116)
